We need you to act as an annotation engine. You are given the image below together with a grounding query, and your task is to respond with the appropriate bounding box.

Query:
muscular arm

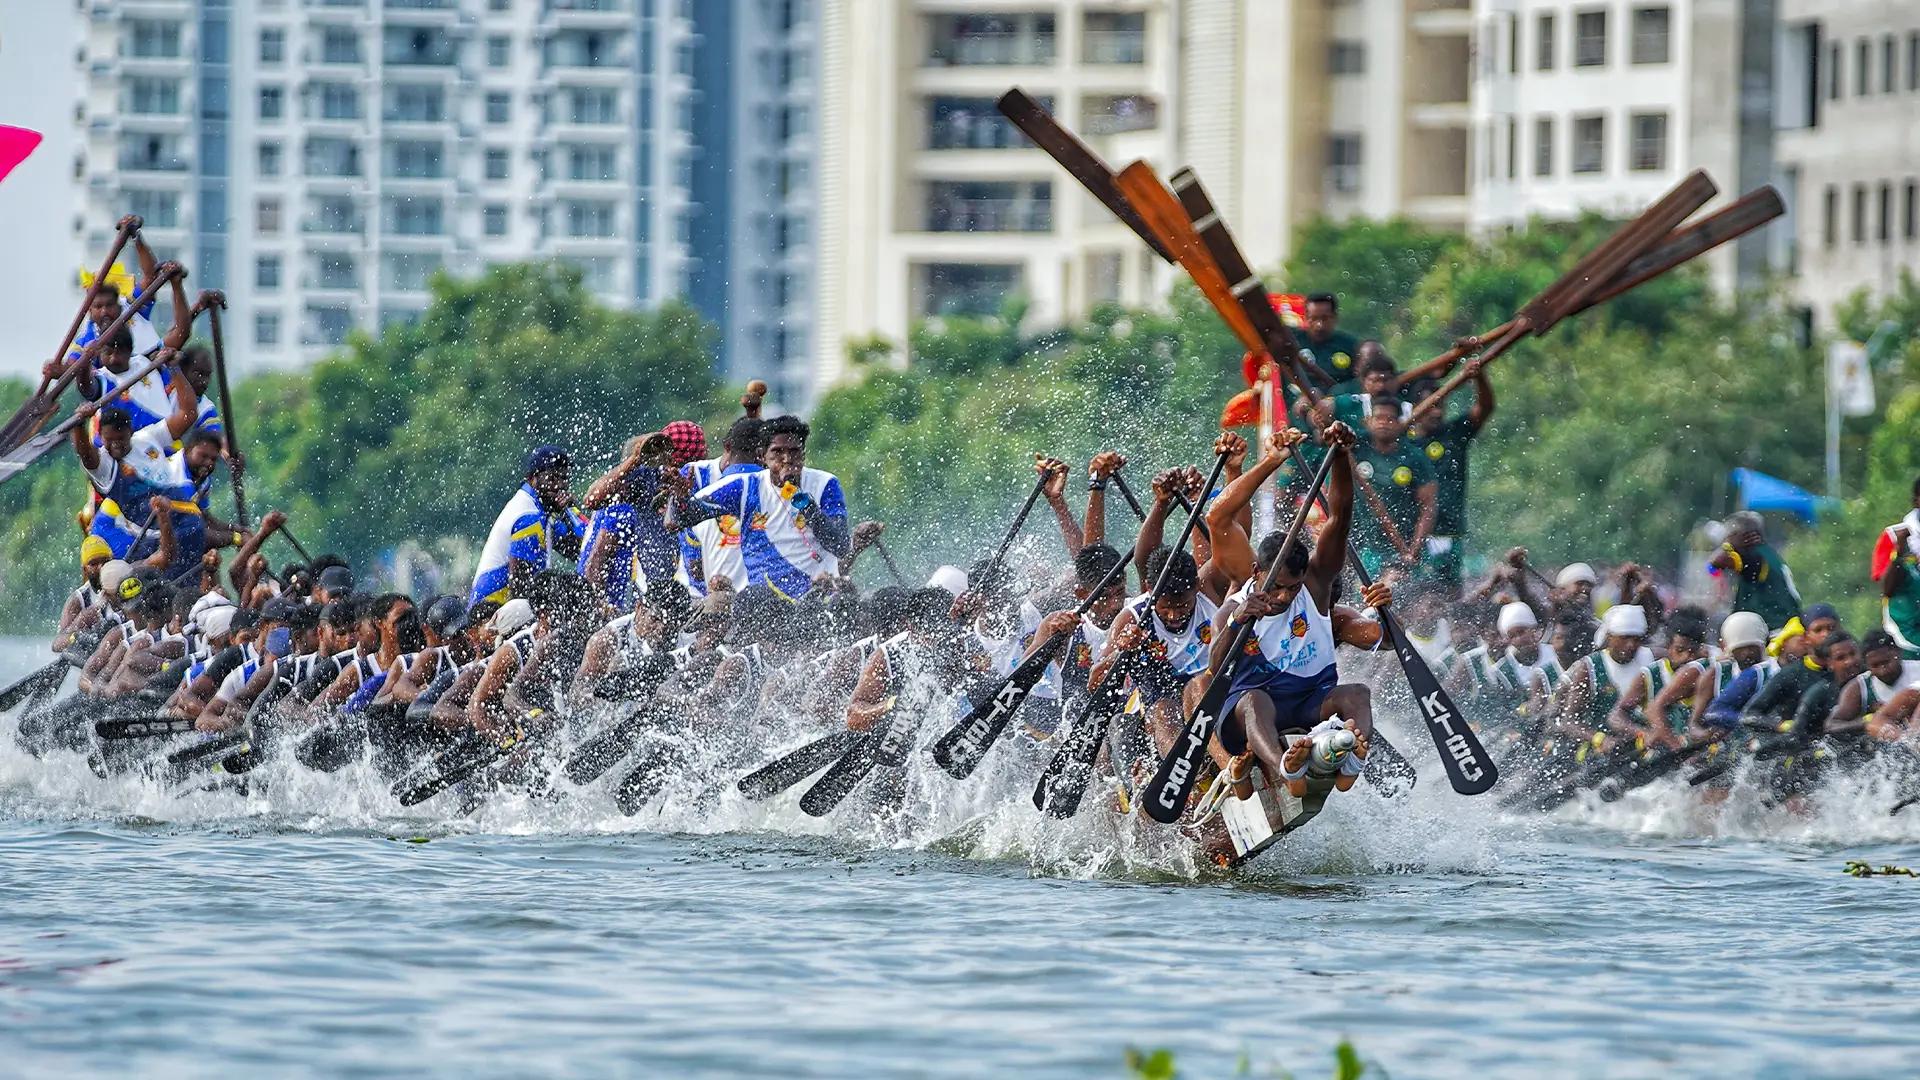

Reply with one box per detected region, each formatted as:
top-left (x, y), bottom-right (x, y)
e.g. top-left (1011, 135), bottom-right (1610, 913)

top-left (844, 649), bottom-right (893, 732)
top-left (1205, 455), bottom-right (1287, 589)
top-left (1306, 442), bottom-right (1355, 608)
top-left (1410, 482), bottom-right (1437, 556)
top-left (465, 646), bottom-right (522, 730)
top-left (430, 664), bottom-right (489, 729)
top-left (161, 268), bottom-right (193, 350)
top-left (1823, 680), bottom-right (1869, 737)
top-left (1467, 363), bottom-right (1494, 429)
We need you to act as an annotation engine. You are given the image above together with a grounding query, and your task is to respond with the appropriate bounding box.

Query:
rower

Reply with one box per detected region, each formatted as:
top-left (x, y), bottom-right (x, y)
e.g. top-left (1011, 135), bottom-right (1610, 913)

top-left (70, 350), bottom-right (213, 562)
top-left (1091, 544), bottom-right (1217, 758)
top-left (578, 422), bottom-right (705, 610)
top-left (683, 415), bottom-right (848, 597)
top-left (470, 445), bottom-right (586, 605)
top-left (1021, 544), bottom-right (1127, 737)
top-left (309, 594), bottom-right (418, 712)
top-left (433, 599), bottom-right (535, 731)
top-left (67, 220), bottom-right (170, 363)
top-left (1451, 601), bottom-right (1563, 743)
top-left (1205, 421), bottom-right (1374, 800)
top-left (1551, 603), bottom-right (1652, 754)
top-left (679, 417), bottom-right (764, 595)
top-left (53, 536), bottom-right (115, 652)
top-left (1874, 483), bottom-right (1920, 656)
top-left (1709, 511), bottom-right (1803, 631)
top-left (1608, 609), bottom-right (1710, 749)
top-left (1837, 630), bottom-right (1920, 740)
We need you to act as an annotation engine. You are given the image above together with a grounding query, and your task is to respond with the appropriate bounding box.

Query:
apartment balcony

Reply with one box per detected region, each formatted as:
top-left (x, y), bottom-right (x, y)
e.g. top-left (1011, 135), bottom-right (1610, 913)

top-left (1409, 102), bottom-right (1471, 129)
top-left (925, 198), bottom-right (1053, 234)
top-left (1409, 4), bottom-right (1472, 37)
top-left (1405, 195), bottom-right (1469, 227)
top-left (384, 0), bottom-right (461, 19)
top-left (1081, 30), bottom-right (1146, 66)
top-left (118, 53), bottom-right (194, 76)
top-left (118, 152), bottom-right (192, 174)
top-left (119, 109), bottom-right (193, 134)
top-left (541, 0), bottom-right (631, 32)
top-left (927, 32), bottom-right (1057, 68)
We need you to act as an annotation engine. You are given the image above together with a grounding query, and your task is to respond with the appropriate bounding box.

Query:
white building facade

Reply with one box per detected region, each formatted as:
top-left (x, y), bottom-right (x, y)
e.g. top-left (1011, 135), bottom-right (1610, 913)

top-left (1772, 0), bottom-right (1920, 326)
top-left (75, 0), bottom-right (699, 371)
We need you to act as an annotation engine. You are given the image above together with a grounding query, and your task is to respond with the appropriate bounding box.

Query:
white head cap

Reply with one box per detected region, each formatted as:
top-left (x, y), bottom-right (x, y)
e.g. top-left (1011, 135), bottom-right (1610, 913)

top-left (927, 565), bottom-right (968, 597)
top-left (191, 592), bottom-right (235, 623)
top-left (1556, 562), bottom-right (1599, 588)
top-left (1720, 611), bottom-right (1768, 651)
top-left (1601, 603), bottom-right (1648, 639)
top-left (199, 605), bottom-right (237, 641)
top-left (1496, 602), bottom-right (1538, 636)
top-left (99, 560), bottom-right (133, 600)
top-left (490, 598), bottom-right (535, 636)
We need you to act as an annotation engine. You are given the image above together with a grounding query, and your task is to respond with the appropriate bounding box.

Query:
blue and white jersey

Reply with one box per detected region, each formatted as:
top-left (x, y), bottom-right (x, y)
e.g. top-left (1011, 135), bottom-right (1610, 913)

top-left (82, 420), bottom-right (205, 554)
top-left (681, 457), bottom-right (726, 493)
top-left (579, 502), bottom-right (644, 610)
top-left (94, 362), bottom-right (176, 434)
top-left (71, 289), bottom-right (162, 362)
top-left (1236, 578), bottom-right (1337, 681)
top-left (691, 467), bottom-right (846, 597)
top-left (471, 483), bottom-right (583, 605)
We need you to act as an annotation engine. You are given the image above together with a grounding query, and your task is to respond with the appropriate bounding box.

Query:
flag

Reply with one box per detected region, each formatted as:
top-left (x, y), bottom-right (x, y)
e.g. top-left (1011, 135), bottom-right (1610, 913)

top-left (0, 125), bottom-right (42, 185)
top-left (1828, 340), bottom-right (1875, 417)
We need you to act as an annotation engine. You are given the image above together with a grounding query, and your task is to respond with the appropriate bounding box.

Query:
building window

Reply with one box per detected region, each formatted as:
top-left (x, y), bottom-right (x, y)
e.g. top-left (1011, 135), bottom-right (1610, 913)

top-left (488, 35), bottom-right (510, 67)
top-left (926, 180), bottom-right (1053, 232)
top-left (564, 88), bottom-right (619, 124)
top-left (386, 141), bottom-right (445, 179)
top-left (1822, 185), bottom-right (1836, 247)
top-left (384, 197), bottom-right (445, 236)
top-left (1505, 13), bottom-right (1519, 73)
top-left (257, 141), bottom-right (282, 177)
top-left (1329, 40), bottom-right (1366, 75)
top-left (255, 255), bottom-right (281, 290)
top-left (486, 92), bottom-right (511, 124)
top-left (314, 252), bottom-right (359, 290)
top-left (1327, 134), bottom-right (1363, 193)
top-left (1572, 113), bottom-right (1605, 173)
top-left (316, 82), bottom-right (361, 121)
top-left (126, 76), bottom-right (182, 116)
top-left (1630, 7), bottom-right (1669, 65)
top-left (1909, 32), bottom-right (1919, 91)
top-left (927, 13), bottom-right (1057, 67)
top-left (1907, 181), bottom-right (1918, 240)
top-left (1506, 117), bottom-right (1518, 179)
top-left (321, 26), bottom-right (362, 65)
top-left (484, 204), bottom-right (508, 237)
top-left (1535, 12), bottom-right (1555, 71)
top-left (125, 189), bottom-right (179, 229)
top-left (1533, 116), bottom-right (1554, 176)
top-left (1574, 9), bottom-right (1607, 67)
top-left (566, 144), bottom-right (616, 181)
top-left (1884, 35), bottom-right (1897, 93)
top-left (383, 251), bottom-right (443, 293)
top-left (257, 197), bottom-right (282, 234)
top-left (1629, 111), bottom-right (1667, 170)
top-left (255, 312), bottom-right (280, 346)
top-left (126, 19), bottom-right (182, 59)
top-left (305, 306), bottom-right (353, 347)
top-left (1879, 182), bottom-right (1893, 242)
top-left (565, 201), bottom-right (617, 238)
top-left (1082, 11), bottom-right (1146, 65)
top-left (259, 85), bottom-right (284, 120)
top-left (303, 137), bottom-right (361, 178)
top-left (919, 262), bottom-right (1021, 318)
top-left (385, 84), bottom-right (446, 124)
top-left (259, 28), bottom-right (285, 65)
top-left (485, 148), bottom-right (509, 180)
top-left (929, 95), bottom-right (1040, 147)
top-left (489, 0), bottom-right (510, 10)
top-left (1857, 39), bottom-right (1870, 96)
top-left (1829, 43), bottom-right (1843, 100)
top-left (1852, 183), bottom-right (1867, 243)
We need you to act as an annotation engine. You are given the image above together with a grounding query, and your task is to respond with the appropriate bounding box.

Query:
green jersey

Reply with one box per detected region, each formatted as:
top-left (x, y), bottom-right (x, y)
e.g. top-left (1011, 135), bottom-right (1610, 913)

top-left (1302, 330), bottom-right (1361, 385)
top-left (1415, 415), bottom-right (1481, 537)
top-left (1883, 558), bottom-right (1920, 658)
top-left (1730, 543), bottom-right (1801, 630)
top-left (1351, 438), bottom-right (1434, 565)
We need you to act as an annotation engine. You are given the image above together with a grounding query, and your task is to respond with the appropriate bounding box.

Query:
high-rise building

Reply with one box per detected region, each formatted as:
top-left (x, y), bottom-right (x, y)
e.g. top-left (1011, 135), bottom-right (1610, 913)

top-left (1466, 0), bottom-right (1777, 290)
top-left (806, 0), bottom-right (1476, 400)
top-left (1772, 0), bottom-right (1920, 327)
top-left (74, 0), bottom-right (702, 372)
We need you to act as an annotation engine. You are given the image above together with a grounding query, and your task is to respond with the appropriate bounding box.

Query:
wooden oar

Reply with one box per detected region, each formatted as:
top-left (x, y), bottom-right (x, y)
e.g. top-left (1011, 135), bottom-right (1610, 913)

top-left (202, 292), bottom-right (247, 528)
top-left (42, 219), bottom-right (140, 397)
top-left (0, 348), bottom-right (179, 488)
top-left (995, 89), bottom-right (1174, 265)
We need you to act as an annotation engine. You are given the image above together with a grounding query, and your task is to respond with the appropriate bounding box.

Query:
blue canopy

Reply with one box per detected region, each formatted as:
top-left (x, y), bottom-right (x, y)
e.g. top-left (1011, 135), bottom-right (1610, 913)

top-left (1732, 467), bottom-right (1821, 525)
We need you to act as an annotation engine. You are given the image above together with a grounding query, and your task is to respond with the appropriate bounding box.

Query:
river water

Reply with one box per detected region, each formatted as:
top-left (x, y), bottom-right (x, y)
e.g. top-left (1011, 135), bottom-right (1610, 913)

top-left (3, 640), bottom-right (1918, 1078)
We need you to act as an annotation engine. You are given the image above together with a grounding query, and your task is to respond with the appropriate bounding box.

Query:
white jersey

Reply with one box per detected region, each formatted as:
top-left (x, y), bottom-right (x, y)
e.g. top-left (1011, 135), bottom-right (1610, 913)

top-left (1865, 660), bottom-right (1920, 706)
top-left (1126, 590), bottom-right (1220, 678)
top-left (1033, 613), bottom-right (1110, 702)
top-left (1237, 579), bottom-right (1337, 680)
top-left (692, 466), bottom-right (846, 597)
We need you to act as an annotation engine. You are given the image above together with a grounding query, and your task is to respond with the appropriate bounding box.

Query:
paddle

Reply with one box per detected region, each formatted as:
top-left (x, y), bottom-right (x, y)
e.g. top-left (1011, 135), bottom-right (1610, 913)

top-left (1142, 447), bottom-right (1337, 823)
top-left (391, 710), bottom-right (553, 806)
top-left (737, 729), bottom-right (865, 801)
top-left (930, 545), bottom-right (1140, 779)
top-left (871, 536), bottom-right (907, 585)
top-left (0, 659), bottom-right (69, 714)
top-left (95, 715), bottom-right (199, 741)
top-left (0, 218), bottom-right (139, 449)
top-left (994, 89), bottom-right (1175, 265)
top-left (989, 470), bottom-right (1049, 575)
top-left (202, 292), bottom-right (246, 528)
top-left (1031, 451), bottom-right (1230, 817)
top-left (561, 702), bottom-right (661, 786)
top-left (0, 347), bottom-right (178, 488)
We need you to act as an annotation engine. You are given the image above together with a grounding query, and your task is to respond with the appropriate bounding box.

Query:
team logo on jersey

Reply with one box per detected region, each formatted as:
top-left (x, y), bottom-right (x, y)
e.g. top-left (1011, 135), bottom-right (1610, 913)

top-left (1073, 642), bottom-right (1092, 668)
top-left (749, 511), bottom-right (768, 531)
top-left (718, 514), bottom-right (743, 546)
top-left (1332, 351), bottom-right (1352, 370)
top-left (145, 447), bottom-right (162, 460)
top-left (1148, 638), bottom-right (1170, 661)
top-left (1243, 638), bottom-right (1264, 657)
top-left (1197, 623), bottom-right (1212, 645)
top-left (1426, 441), bottom-right (1445, 461)
top-left (1290, 615), bottom-right (1309, 638)
top-left (1392, 466), bottom-right (1414, 486)
top-left (1356, 460), bottom-right (1375, 480)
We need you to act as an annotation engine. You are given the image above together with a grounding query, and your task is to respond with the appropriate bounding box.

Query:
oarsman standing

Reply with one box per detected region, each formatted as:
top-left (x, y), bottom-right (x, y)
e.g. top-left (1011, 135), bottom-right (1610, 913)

top-left (1709, 511), bottom-right (1802, 630)
top-left (471, 445), bottom-right (586, 605)
top-left (1299, 292), bottom-right (1361, 385)
top-left (684, 415), bottom-right (849, 598)
top-left (579, 422), bottom-right (707, 609)
top-left (1872, 478), bottom-right (1920, 656)
top-left (680, 417), bottom-right (765, 595)
top-left (1350, 396), bottom-right (1436, 578)
top-left (1407, 359), bottom-right (1493, 587)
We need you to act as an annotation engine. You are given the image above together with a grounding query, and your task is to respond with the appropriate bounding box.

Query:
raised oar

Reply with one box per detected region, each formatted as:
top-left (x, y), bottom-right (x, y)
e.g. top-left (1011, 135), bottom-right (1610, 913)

top-left (1109, 472), bottom-right (1149, 522)
top-left (0, 218), bottom-right (139, 447)
top-left (994, 89), bottom-right (1175, 265)
top-left (202, 292), bottom-right (246, 528)
top-left (1032, 450), bottom-right (1229, 817)
top-left (0, 660), bottom-right (70, 714)
top-left (0, 347), bottom-right (178, 488)
top-left (1142, 448), bottom-right (1337, 823)
top-left (987, 469), bottom-right (1050, 578)
top-left (930, 546), bottom-right (1139, 779)
top-left (278, 525), bottom-right (318, 570)
top-left (871, 536), bottom-right (907, 586)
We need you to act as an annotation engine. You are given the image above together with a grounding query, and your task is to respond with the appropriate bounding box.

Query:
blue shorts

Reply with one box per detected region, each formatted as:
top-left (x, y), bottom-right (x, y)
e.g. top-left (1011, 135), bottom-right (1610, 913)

top-left (1218, 662), bottom-right (1339, 755)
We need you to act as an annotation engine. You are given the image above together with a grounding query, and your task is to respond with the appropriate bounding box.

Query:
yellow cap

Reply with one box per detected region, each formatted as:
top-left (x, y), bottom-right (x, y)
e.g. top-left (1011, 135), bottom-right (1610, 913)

top-left (1767, 616), bottom-right (1806, 657)
top-left (80, 535), bottom-right (112, 567)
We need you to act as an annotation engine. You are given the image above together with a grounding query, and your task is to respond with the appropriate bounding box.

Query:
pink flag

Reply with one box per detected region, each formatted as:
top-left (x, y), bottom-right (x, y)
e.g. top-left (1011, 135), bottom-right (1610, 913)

top-left (0, 126), bottom-right (44, 185)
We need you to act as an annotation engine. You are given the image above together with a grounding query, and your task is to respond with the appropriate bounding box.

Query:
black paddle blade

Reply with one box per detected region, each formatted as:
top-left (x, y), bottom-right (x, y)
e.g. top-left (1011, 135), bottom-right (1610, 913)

top-left (738, 729), bottom-right (864, 801)
top-left (1143, 671), bottom-right (1232, 824)
top-left (392, 719), bottom-right (540, 807)
top-left (1384, 614), bottom-right (1498, 795)
top-left (1033, 680), bottom-right (1128, 818)
top-left (1363, 732), bottom-right (1418, 796)
top-left (95, 715), bottom-right (199, 741)
top-left (930, 641), bottom-right (1061, 779)
top-left (612, 746), bottom-right (681, 815)
top-left (561, 705), bottom-right (653, 786)
top-left (798, 730), bottom-right (882, 817)
top-left (0, 659), bottom-right (67, 713)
